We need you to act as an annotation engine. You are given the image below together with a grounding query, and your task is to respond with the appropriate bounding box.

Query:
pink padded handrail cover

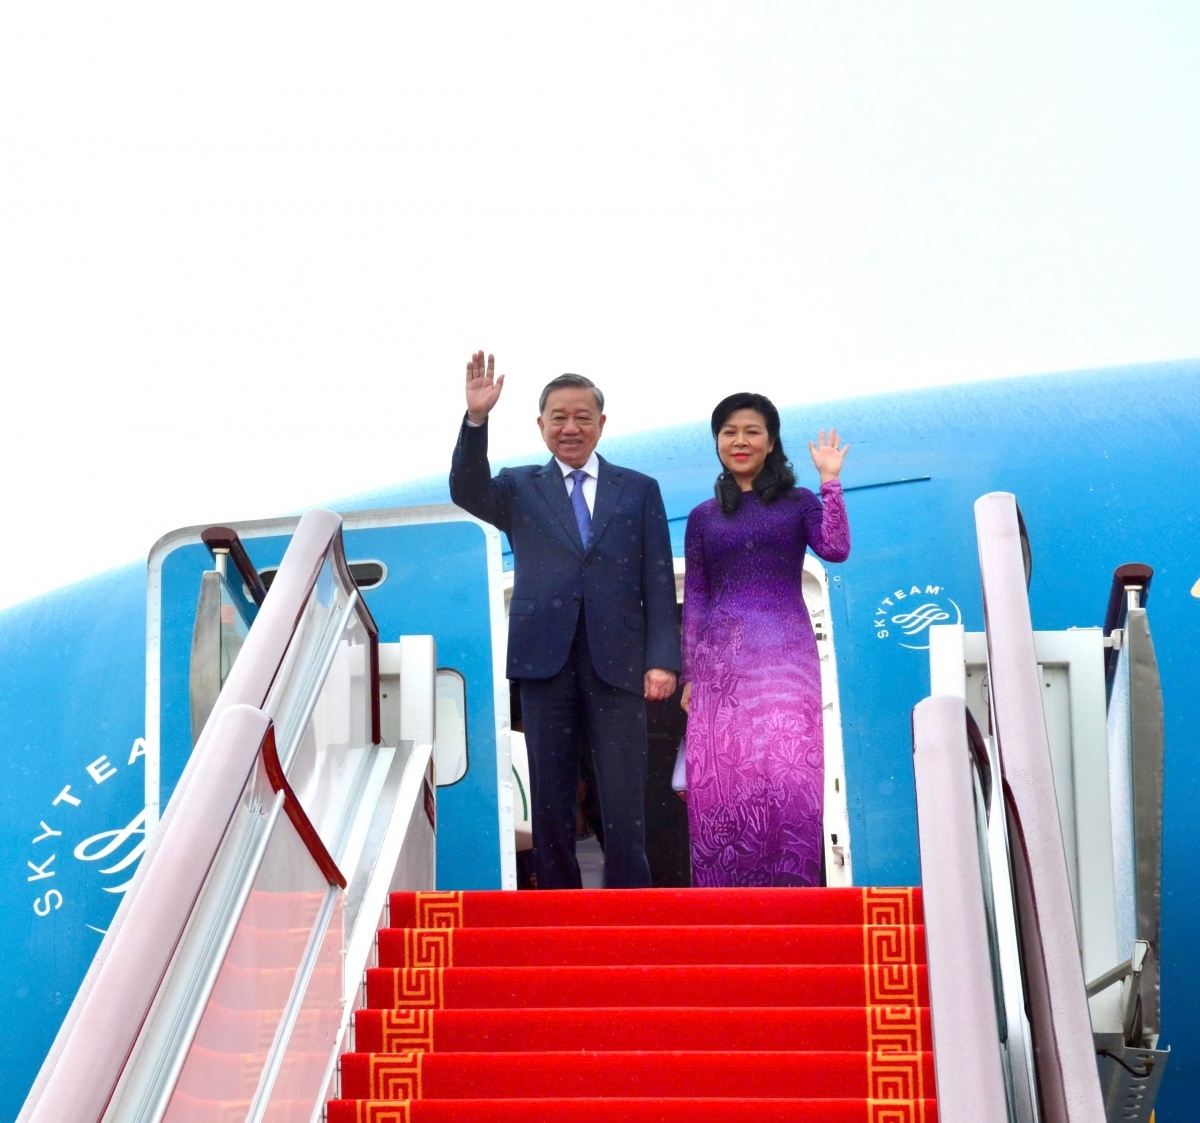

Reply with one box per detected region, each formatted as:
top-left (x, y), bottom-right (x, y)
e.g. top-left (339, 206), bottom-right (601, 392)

top-left (27, 706), bottom-right (273, 1123)
top-left (912, 695), bottom-right (1009, 1123)
top-left (22, 508), bottom-right (370, 1122)
top-left (975, 492), bottom-right (1105, 1122)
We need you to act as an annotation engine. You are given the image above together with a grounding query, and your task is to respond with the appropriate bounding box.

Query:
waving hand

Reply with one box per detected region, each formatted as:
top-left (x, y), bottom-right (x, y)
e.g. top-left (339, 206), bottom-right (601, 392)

top-left (809, 429), bottom-right (850, 483)
top-left (465, 351), bottom-right (505, 425)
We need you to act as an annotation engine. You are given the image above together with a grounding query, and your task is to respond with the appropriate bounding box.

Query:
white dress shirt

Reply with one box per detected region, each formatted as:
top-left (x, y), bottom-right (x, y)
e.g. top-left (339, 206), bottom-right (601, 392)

top-left (557, 451), bottom-right (599, 515)
top-left (464, 417), bottom-right (598, 515)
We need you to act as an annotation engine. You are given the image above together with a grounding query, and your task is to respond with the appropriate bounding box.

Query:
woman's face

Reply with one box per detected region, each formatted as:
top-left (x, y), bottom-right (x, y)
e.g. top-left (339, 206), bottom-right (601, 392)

top-left (717, 408), bottom-right (775, 490)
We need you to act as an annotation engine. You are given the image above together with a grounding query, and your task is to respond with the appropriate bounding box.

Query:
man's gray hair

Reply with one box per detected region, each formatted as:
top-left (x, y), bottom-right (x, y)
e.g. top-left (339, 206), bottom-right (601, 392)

top-left (539, 373), bottom-right (605, 415)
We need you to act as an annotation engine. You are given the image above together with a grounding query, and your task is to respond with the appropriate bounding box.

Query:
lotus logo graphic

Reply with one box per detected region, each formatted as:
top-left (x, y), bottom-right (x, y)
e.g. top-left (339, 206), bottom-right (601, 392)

top-left (874, 584), bottom-right (962, 651)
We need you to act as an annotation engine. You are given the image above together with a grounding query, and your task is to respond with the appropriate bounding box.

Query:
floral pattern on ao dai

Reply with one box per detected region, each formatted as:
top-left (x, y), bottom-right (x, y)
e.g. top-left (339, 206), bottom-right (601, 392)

top-left (681, 482), bottom-right (850, 887)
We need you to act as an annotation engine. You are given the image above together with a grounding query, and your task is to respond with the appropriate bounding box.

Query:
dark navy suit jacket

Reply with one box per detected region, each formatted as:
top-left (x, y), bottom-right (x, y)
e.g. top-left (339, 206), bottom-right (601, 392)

top-left (450, 417), bottom-right (680, 695)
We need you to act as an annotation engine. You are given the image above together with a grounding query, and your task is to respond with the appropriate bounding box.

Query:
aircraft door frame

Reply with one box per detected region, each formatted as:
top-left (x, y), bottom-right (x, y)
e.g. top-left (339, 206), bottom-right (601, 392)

top-left (145, 503), bottom-right (515, 890)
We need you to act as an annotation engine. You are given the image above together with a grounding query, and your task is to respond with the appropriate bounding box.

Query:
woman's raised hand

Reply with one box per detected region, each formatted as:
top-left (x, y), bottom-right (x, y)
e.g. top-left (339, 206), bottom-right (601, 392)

top-left (465, 350), bottom-right (505, 425)
top-left (809, 429), bottom-right (850, 483)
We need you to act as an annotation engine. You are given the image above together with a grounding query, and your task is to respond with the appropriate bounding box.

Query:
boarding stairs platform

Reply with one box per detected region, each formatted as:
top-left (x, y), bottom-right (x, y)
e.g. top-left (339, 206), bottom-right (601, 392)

top-left (16, 493), bottom-right (1167, 1123)
top-left (912, 494), bottom-right (1168, 1123)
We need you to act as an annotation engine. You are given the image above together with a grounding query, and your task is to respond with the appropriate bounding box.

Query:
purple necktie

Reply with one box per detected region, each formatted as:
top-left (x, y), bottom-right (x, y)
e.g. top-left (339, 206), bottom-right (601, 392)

top-left (569, 469), bottom-right (591, 546)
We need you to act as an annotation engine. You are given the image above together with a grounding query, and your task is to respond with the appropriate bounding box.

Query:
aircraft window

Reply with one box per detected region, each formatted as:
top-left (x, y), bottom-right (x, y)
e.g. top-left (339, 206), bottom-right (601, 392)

top-left (347, 560), bottom-right (387, 589)
top-left (256, 559), bottom-right (387, 594)
top-left (435, 669), bottom-right (469, 786)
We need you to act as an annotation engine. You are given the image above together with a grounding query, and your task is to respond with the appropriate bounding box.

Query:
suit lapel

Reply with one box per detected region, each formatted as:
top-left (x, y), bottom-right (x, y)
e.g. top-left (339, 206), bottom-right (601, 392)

top-left (587, 457), bottom-right (627, 554)
top-left (534, 461), bottom-right (585, 553)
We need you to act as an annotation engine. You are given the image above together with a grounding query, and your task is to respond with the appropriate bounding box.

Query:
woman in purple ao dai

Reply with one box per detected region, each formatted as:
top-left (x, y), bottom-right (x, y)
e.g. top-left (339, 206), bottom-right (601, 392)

top-left (681, 393), bottom-right (851, 888)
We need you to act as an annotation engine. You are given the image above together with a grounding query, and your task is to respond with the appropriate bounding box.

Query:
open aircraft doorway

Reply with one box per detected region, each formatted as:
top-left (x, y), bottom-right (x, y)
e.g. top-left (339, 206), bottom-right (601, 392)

top-left (501, 553), bottom-right (851, 889)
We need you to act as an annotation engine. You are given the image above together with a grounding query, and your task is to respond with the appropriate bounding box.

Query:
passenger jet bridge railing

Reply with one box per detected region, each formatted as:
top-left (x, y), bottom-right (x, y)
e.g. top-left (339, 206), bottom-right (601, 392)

top-left (913, 492), bottom-right (1167, 1123)
top-left (19, 509), bottom-right (439, 1123)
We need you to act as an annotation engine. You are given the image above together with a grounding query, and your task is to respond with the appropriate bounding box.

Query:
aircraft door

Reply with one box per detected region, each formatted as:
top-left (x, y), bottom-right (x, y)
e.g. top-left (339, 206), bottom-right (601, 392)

top-left (150, 504), bottom-right (513, 891)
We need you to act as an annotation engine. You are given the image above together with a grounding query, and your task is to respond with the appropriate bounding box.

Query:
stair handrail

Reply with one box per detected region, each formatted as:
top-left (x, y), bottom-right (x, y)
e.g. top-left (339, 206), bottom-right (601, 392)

top-left (1103, 563), bottom-right (1153, 696)
top-left (20, 508), bottom-right (377, 1123)
top-left (190, 508), bottom-right (379, 753)
top-left (1101, 562), bottom-right (1164, 1048)
top-left (260, 720), bottom-right (347, 890)
top-left (201, 524), bottom-right (270, 607)
top-left (975, 492), bottom-right (1106, 1122)
top-left (163, 509), bottom-right (378, 908)
top-left (912, 694), bottom-right (1010, 1123)
top-left (24, 706), bottom-right (284, 1123)
top-left (190, 526), bottom-right (271, 743)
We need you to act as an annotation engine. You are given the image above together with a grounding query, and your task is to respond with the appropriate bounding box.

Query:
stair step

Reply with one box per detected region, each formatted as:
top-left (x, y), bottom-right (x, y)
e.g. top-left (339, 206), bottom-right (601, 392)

top-left (339, 1050), bottom-right (936, 1100)
top-left (389, 887), bottom-right (922, 929)
top-left (354, 1005), bottom-right (934, 1054)
top-left (366, 964), bottom-right (928, 1011)
top-left (376, 923), bottom-right (926, 967)
top-left (329, 1096), bottom-right (941, 1122)
top-left (330, 887), bottom-right (934, 1119)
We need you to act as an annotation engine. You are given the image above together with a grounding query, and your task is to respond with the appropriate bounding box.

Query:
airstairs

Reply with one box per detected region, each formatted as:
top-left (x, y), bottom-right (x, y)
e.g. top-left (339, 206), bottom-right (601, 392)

top-left (19, 509), bottom-right (439, 1122)
top-left (913, 493), bottom-right (1167, 1123)
top-left (17, 494), bottom-right (1166, 1122)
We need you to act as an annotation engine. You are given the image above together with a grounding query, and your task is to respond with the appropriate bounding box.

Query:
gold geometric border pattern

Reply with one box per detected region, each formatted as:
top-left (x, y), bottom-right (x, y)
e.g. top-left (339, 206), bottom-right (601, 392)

top-left (867, 1108), bottom-right (925, 1123)
top-left (353, 1099), bottom-right (412, 1122)
top-left (863, 887), bottom-right (926, 1123)
top-left (401, 928), bottom-right (454, 969)
top-left (383, 967), bottom-right (445, 1010)
top-left (369, 1052), bottom-right (422, 1099)
top-left (380, 1008), bottom-right (436, 1053)
top-left (415, 891), bottom-right (465, 929)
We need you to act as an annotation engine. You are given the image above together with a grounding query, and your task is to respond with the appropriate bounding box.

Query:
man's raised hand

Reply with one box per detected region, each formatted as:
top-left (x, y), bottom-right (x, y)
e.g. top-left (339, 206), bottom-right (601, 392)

top-left (465, 350), bottom-right (505, 425)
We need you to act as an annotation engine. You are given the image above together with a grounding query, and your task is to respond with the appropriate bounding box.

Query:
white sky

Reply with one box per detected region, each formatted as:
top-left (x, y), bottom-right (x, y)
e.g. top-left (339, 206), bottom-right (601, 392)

top-left (1, 3), bottom-right (1197, 608)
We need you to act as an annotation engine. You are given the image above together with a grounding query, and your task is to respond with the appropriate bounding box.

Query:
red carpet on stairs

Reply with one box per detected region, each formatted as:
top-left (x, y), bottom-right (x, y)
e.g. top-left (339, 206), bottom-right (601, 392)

top-left (327, 887), bottom-right (938, 1122)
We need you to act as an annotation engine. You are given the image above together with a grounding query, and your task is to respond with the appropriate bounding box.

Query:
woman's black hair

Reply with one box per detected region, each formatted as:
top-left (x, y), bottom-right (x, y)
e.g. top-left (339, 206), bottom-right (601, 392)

top-left (711, 392), bottom-right (796, 515)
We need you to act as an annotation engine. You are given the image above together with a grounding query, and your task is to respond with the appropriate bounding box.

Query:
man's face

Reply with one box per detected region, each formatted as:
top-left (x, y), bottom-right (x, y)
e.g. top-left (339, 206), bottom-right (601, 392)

top-left (538, 387), bottom-right (605, 468)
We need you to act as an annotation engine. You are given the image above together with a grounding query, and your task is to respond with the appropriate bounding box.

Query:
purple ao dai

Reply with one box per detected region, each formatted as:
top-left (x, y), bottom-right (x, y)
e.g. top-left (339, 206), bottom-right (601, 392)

top-left (681, 481), bottom-right (851, 887)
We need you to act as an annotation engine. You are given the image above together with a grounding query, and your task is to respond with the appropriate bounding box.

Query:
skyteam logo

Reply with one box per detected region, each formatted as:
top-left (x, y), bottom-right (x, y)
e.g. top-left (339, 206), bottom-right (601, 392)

top-left (874, 584), bottom-right (961, 651)
top-left (26, 736), bottom-right (148, 935)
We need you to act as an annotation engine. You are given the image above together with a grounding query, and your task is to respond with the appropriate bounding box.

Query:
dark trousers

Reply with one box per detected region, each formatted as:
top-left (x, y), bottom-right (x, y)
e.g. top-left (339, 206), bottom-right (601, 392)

top-left (519, 616), bottom-right (652, 890)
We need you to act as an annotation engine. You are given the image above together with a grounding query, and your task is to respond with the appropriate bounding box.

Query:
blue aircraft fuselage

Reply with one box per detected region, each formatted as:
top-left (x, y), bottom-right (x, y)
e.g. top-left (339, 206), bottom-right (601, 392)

top-left (0, 359), bottom-right (1196, 1122)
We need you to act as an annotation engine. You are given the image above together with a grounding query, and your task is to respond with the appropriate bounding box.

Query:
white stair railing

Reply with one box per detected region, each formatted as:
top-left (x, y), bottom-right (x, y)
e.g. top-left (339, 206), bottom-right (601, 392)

top-left (20, 509), bottom-right (437, 1123)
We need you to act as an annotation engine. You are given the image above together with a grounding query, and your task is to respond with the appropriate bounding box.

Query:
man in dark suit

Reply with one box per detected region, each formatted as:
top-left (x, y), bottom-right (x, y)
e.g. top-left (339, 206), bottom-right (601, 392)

top-left (450, 351), bottom-right (680, 889)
